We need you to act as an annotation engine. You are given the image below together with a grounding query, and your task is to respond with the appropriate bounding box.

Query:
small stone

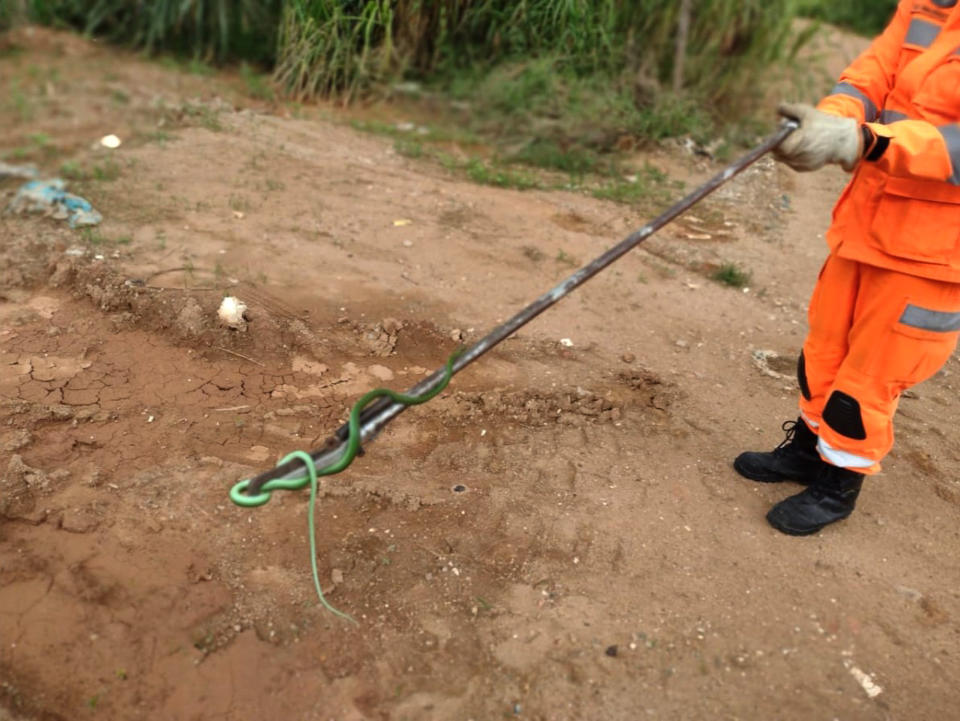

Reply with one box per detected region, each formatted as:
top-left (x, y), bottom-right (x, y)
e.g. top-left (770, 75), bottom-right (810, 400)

top-left (217, 297), bottom-right (248, 331)
top-left (199, 456), bottom-right (224, 467)
top-left (367, 364), bottom-right (394, 382)
top-left (246, 445), bottom-right (270, 463)
top-left (382, 317), bottom-right (403, 334)
top-left (675, 339), bottom-right (688, 348)
top-left (605, 645), bottom-right (618, 658)
top-left (402, 239), bottom-right (414, 248)
top-left (621, 353), bottom-right (635, 364)
top-left (60, 507), bottom-right (99, 534)
top-left (450, 328), bottom-right (464, 342)
top-left (331, 569), bottom-right (344, 585)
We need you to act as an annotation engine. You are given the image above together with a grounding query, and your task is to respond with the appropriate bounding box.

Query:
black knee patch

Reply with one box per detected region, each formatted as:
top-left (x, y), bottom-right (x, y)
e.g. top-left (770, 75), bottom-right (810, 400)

top-left (823, 391), bottom-right (866, 440)
top-left (797, 351), bottom-right (812, 401)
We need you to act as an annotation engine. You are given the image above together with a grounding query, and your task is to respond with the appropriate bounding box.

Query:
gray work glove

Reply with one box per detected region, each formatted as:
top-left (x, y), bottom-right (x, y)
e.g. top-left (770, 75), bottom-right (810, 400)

top-left (775, 102), bottom-right (862, 172)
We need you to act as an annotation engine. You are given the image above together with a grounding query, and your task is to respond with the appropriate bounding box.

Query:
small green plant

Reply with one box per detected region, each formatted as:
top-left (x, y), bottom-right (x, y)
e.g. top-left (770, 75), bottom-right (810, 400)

top-left (92, 159), bottom-right (120, 181)
top-left (465, 158), bottom-right (539, 190)
top-left (144, 130), bottom-right (172, 146)
top-left (555, 249), bottom-right (577, 267)
top-left (2, 146), bottom-right (30, 160)
top-left (111, 89), bottom-right (130, 105)
top-left (187, 58), bottom-right (214, 76)
top-left (60, 160), bottom-right (85, 180)
top-left (712, 263), bottom-right (752, 288)
top-left (508, 139), bottom-right (598, 176)
top-left (591, 164), bottom-right (672, 206)
top-left (8, 81), bottom-right (33, 121)
top-left (81, 229), bottom-right (106, 246)
top-left (28, 132), bottom-right (51, 148)
top-left (522, 245), bottom-right (545, 262)
top-left (393, 139), bottom-right (423, 158)
top-left (182, 103), bottom-right (223, 131)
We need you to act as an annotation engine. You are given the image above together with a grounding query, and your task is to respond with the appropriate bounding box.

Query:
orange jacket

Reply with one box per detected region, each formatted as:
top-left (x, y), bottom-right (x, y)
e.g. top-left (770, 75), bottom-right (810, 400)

top-left (818, 0), bottom-right (960, 281)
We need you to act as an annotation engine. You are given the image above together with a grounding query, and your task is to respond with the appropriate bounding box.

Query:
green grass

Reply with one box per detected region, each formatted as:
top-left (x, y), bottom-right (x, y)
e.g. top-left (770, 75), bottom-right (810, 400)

top-left (240, 62), bottom-right (276, 101)
top-left (555, 249), bottom-right (578, 267)
top-left (60, 157), bottom-right (121, 184)
top-left (13, 0), bottom-right (812, 163)
top-left (591, 164), bottom-right (673, 205)
top-left (797, 0), bottom-right (897, 36)
top-left (60, 160), bottom-right (84, 179)
top-left (142, 129), bottom-right (173, 146)
top-left (711, 262), bottom-right (752, 288)
top-left (181, 102), bottom-right (223, 131)
top-left (19, 0), bottom-right (282, 64)
top-left (7, 80), bottom-right (34, 121)
top-left (394, 138), bottom-right (423, 158)
top-left (92, 158), bottom-right (120, 181)
top-left (507, 139), bottom-right (598, 176)
top-left (464, 158), bottom-right (540, 190)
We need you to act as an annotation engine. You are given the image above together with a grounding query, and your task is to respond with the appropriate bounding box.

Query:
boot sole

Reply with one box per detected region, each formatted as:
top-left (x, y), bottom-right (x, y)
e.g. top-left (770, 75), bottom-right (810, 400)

top-left (766, 508), bottom-right (852, 536)
top-left (732, 456), bottom-right (806, 484)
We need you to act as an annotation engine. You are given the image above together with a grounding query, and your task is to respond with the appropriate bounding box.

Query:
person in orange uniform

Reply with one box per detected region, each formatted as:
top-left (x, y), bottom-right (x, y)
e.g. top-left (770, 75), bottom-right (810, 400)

top-left (735, 0), bottom-right (960, 535)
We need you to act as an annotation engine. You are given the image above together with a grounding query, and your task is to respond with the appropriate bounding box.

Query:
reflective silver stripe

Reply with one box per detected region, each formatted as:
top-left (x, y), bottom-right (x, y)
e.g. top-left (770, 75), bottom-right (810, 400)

top-left (933, 0), bottom-right (957, 7)
top-left (905, 18), bottom-right (940, 48)
top-left (817, 439), bottom-right (875, 470)
top-left (900, 303), bottom-right (960, 332)
top-left (937, 124), bottom-right (960, 185)
top-left (829, 82), bottom-right (878, 121)
top-left (880, 109), bottom-right (908, 124)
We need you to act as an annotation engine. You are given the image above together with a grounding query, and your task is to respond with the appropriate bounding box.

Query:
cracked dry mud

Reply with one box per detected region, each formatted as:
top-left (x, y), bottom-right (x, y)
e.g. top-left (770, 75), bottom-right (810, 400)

top-left (2, 25), bottom-right (960, 721)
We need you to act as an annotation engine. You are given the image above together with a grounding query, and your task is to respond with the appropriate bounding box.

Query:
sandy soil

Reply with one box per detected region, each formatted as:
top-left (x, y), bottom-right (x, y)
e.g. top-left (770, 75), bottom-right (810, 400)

top-left (2, 26), bottom-right (960, 721)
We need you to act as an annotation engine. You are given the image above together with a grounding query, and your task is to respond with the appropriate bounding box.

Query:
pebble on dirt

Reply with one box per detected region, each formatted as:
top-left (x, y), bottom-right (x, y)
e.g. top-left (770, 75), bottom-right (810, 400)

top-left (218, 296), bottom-right (249, 330)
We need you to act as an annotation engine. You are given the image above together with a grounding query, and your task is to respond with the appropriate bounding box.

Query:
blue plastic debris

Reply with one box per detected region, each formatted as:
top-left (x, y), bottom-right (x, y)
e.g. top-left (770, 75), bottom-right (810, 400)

top-left (8, 178), bottom-right (102, 228)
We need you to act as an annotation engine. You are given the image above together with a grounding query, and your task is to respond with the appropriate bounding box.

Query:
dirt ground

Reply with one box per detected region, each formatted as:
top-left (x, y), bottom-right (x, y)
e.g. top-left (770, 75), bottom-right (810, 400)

top-left (2, 26), bottom-right (960, 721)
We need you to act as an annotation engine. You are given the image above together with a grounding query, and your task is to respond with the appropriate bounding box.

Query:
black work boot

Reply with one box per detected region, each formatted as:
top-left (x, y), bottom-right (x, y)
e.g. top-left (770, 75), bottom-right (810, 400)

top-left (766, 464), bottom-right (864, 536)
top-left (733, 418), bottom-right (822, 484)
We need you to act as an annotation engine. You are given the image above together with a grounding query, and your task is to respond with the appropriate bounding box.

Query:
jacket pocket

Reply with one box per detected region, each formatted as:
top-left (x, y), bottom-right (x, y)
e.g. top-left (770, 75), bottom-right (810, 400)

top-left (870, 179), bottom-right (960, 264)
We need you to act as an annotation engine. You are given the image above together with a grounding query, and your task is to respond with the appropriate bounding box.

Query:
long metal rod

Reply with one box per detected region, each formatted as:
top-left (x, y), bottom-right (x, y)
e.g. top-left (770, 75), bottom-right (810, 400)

top-left (244, 121), bottom-right (797, 495)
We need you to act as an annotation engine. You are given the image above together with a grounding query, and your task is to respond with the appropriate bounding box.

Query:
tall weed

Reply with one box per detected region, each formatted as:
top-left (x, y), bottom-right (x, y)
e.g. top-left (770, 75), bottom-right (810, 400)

top-left (16, 0), bottom-right (282, 62)
top-left (797, 0), bottom-right (897, 36)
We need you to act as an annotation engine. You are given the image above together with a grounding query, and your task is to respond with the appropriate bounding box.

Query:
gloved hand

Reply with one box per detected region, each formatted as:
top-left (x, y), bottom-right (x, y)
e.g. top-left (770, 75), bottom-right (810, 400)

top-left (775, 102), bottom-right (862, 172)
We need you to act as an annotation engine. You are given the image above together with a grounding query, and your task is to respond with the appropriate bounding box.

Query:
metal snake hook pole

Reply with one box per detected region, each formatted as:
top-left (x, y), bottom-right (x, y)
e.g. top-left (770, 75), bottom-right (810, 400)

top-left (242, 120), bottom-right (799, 496)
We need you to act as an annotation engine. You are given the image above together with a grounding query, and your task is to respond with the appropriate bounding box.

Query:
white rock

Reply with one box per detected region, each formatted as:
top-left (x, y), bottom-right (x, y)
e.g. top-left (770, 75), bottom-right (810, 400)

top-left (218, 296), bottom-right (248, 330)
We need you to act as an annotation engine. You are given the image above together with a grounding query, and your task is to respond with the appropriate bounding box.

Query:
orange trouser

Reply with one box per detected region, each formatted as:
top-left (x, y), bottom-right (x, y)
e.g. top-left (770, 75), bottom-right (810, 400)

top-left (799, 254), bottom-right (960, 474)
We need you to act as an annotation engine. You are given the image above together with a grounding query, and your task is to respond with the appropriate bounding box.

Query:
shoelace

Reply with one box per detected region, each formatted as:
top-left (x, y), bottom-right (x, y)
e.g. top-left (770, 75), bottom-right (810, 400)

top-left (773, 419), bottom-right (799, 454)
